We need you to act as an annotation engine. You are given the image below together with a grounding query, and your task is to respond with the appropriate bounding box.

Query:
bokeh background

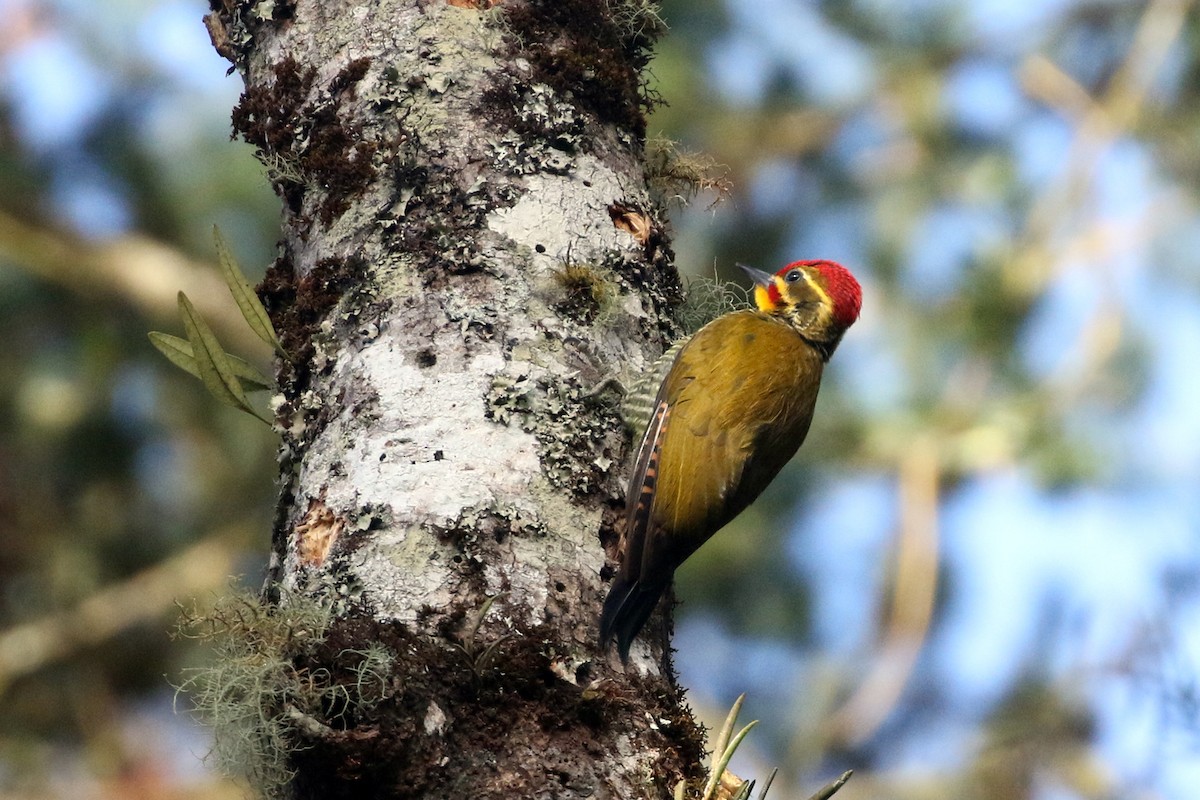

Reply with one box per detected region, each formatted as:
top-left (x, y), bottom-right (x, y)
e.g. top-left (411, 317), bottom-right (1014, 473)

top-left (2, 0), bottom-right (1199, 798)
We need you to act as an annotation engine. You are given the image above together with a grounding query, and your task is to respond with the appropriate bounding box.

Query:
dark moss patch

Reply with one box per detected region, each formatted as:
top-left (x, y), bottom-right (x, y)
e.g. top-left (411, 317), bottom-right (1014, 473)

top-left (182, 592), bottom-right (704, 798)
top-left (285, 610), bottom-right (701, 800)
top-left (257, 252), bottom-right (364, 396)
top-left (257, 249), bottom-right (298, 349)
top-left (329, 57), bottom-right (371, 94)
top-left (231, 56), bottom-right (312, 209)
top-left (306, 59), bottom-right (378, 224)
top-left (497, 0), bottom-right (663, 140)
top-left (631, 670), bottom-right (708, 794)
top-left (270, 0), bottom-right (296, 21)
top-left (231, 56), bottom-right (378, 225)
top-left (386, 163), bottom-right (520, 279)
top-left (186, 585), bottom-right (702, 797)
top-left (601, 249), bottom-right (684, 344)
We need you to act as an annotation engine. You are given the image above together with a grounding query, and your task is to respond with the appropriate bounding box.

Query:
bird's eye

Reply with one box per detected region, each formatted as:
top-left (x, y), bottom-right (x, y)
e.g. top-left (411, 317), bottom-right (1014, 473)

top-left (785, 270), bottom-right (801, 283)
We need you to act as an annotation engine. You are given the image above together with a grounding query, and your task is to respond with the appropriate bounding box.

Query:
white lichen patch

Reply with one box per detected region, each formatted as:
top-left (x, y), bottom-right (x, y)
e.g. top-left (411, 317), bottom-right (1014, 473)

top-left (488, 153), bottom-right (641, 270)
top-left (494, 512), bottom-right (601, 619)
top-left (314, 336), bottom-right (542, 525)
top-left (343, 523), bottom-right (450, 621)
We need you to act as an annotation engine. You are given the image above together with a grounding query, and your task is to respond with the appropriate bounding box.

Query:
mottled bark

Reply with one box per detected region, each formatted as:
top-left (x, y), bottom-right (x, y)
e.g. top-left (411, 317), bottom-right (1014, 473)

top-left (205, 0), bottom-right (704, 796)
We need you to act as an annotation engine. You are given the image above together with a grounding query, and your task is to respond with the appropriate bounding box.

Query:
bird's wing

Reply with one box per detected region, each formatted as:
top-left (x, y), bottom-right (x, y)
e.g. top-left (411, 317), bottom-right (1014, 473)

top-left (623, 397), bottom-right (671, 577)
top-left (642, 312), bottom-right (821, 572)
top-left (599, 395), bottom-right (673, 657)
top-left (602, 312), bottom-right (823, 659)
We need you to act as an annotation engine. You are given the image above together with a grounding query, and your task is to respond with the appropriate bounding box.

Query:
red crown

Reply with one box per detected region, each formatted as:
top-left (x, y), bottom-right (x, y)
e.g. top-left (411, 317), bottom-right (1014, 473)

top-left (781, 260), bottom-right (862, 328)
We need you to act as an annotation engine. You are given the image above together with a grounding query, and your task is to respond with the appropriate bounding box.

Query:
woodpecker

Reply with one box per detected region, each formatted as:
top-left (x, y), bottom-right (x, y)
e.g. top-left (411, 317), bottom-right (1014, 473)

top-left (600, 260), bottom-right (862, 662)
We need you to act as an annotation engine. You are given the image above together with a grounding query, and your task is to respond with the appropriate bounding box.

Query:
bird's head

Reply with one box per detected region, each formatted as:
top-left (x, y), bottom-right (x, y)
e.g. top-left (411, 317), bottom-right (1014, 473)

top-left (739, 260), bottom-right (862, 358)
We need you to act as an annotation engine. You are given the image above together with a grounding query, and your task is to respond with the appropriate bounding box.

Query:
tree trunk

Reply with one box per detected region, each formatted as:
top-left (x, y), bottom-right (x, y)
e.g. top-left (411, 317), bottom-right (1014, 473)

top-left (204, 0), bottom-right (705, 796)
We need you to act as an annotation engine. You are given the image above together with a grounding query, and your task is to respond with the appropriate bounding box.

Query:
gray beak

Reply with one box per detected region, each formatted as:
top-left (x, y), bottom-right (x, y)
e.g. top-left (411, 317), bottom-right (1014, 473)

top-left (736, 263), bottom-right (775, 288)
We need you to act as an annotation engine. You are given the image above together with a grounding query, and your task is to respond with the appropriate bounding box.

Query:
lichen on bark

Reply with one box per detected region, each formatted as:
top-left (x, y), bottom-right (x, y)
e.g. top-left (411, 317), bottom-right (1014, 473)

top-left (199, 0), bottom-right (704, 796)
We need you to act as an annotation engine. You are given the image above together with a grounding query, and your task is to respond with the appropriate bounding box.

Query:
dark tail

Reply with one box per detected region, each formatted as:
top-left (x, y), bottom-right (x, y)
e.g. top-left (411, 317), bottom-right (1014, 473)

top-left (600, 575), bottom-right (667, 663)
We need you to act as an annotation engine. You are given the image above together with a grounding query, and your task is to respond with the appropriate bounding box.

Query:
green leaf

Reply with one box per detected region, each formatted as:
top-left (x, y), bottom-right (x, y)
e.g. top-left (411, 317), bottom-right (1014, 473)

top-left (212, 225), bottom-right (284, 357)
top-left (707, 693), bottom-right (745, 789)
top-left (712, 720), bottom-right (758, 789)
top-left (804, 771), bottom-right (852, 800)
top-left (755, 769), bottom-right (778, 800)
top-left (149, 331), bottom-right (203, 379)
top-left (177, 292), bottom-right (271, 424)
top-left (701, 693), bottom-right (760, 800)
top-left (731, 779), bottom-right (755, 800)
top-left (148, 332), bottom-right (273, 390)
top-left (224, 355), bottom-right (273, 391)
top-left (464, 592), bottom-right (507, 651)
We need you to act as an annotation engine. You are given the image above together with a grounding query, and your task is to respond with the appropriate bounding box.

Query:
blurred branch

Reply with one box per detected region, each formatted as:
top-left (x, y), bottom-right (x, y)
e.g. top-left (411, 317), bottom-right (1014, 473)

top-left (0, 209), bottom-right (266, 353)
top-left (857, 0), bottom-right (1191, 476)
top-left (0, 535), bottom-right (237, 695)
top-left (1043, 190), bottom-right (1189, 407)
top-left (1011, 0), bottom-right (1193, 296)
top-left (999, 0), bottom-right (1192, 430)
top-left (1019, 54), bottom-right (1096, 120)
top-left (870, 0), bottom-right (1197, 482)
top-left (827, 437), bottom-right (940, 747)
